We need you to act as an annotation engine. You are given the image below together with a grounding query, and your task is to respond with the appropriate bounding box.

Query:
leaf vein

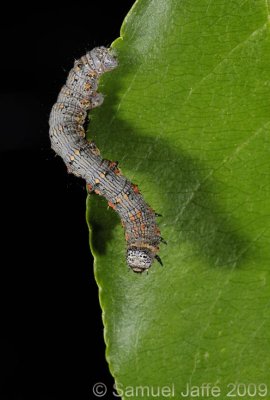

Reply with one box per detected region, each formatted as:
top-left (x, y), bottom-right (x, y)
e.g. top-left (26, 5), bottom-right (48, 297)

top-left (183, 21), bottom-right (269, 105)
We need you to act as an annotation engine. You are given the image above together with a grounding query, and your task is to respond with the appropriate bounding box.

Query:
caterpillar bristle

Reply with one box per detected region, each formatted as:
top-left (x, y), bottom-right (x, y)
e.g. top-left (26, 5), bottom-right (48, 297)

top-left (155, 255), bottom-right (163, 266)
top-left (160, 237), bottom-right (167, 245)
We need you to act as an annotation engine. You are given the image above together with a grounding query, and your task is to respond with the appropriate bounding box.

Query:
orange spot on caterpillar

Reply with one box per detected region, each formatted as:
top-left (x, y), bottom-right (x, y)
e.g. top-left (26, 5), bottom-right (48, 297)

top-left (95, 178), bottom-right (100, 184)
top-left (132, 184), bottom-right (140, 194)
top-left (78, 126), bottom-right (85, 137)
top-left (136, 210), bottom-right (142, 219)
top-left (129, 214), bottom-right (136, 222)
top-left (140, 223), bottom-right (146, 232)
top-left (87, 183), bottom-right (93, 192)
top-left (94, 189), bottom-right (101, 195)
top-left (89, 141), bottom-right (100, 156)
top-left (84, 82), bottom-right (92, 91)
top-left (108, 161), bottom-right (121, 175)
top-left (75, 115), bottom-right (84, 124)
top-left (108, 201), bottom-right (116, 210)
top-left (109, 161), bottom-right (118, 169)
top-left (87, 70), bottom-right (97, 79)
top-left (80, 98), bottom-right (91, 108)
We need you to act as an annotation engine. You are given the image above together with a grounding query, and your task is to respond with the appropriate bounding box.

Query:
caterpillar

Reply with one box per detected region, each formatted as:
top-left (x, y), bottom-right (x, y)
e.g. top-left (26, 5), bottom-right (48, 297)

top-left (49, 46), bottom-right (165, 273)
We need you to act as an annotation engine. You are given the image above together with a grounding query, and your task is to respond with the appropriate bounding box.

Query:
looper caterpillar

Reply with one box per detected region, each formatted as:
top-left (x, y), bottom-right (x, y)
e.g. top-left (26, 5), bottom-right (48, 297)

top-left (49, 47), bottom-right (165, 272)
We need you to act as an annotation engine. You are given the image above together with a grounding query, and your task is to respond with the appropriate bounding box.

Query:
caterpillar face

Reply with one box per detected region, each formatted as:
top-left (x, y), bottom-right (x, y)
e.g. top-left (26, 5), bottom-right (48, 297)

top-left (127, 248), bottom-right (154, 273)
top-left (89, 47), bottom-right (118, 73)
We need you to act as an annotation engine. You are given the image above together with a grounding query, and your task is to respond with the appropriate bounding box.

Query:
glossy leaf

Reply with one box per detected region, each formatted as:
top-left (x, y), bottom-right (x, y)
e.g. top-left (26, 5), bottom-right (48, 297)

top-left (87, 0), bottom-right (270, 398)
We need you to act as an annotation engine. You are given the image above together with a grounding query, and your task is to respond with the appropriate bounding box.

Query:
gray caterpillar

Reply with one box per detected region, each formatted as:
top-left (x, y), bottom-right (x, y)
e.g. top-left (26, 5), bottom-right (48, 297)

top-left (49, 47), bottom-right (164, 273)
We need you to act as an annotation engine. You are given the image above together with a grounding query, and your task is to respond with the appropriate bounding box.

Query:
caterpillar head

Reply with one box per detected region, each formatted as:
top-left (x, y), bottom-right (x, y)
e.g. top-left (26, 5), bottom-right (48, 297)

top-left (102, 48), bottom-right (118, 71)
top-left (89, 47), bottom-right (118, 73)
top-left (127, 248), bottom-right (154, 273)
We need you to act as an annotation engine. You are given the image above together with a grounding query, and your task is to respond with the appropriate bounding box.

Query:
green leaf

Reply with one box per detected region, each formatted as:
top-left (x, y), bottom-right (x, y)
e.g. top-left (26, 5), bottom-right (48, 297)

top-left (87, 0), bottom-right (270, 398)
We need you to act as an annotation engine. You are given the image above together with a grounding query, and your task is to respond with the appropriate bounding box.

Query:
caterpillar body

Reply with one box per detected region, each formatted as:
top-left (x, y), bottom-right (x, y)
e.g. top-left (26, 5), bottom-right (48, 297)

top-left (49, 47), bottom-right (164, 273)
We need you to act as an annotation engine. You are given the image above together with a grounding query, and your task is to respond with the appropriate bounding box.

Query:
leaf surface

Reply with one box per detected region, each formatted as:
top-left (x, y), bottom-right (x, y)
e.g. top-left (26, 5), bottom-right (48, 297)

top-left (87, 1), bottom-right (270, 398)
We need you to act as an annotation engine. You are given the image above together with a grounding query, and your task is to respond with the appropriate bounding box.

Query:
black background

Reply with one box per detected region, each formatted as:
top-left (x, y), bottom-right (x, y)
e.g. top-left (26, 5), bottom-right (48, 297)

top-left (1, 2), bottom-right (135, 399)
